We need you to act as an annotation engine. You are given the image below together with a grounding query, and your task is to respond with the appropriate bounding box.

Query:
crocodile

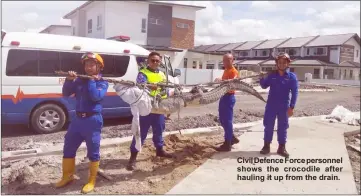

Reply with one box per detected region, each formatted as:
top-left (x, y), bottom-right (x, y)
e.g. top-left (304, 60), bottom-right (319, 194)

top-left (150, 79), bottom-right (266, 115)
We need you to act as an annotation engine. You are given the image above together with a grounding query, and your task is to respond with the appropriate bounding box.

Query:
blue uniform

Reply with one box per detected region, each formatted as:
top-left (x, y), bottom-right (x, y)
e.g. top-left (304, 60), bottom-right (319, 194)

top-left (260, 71), bottom-right (298, 144)
top-left (130, 67), bottom-right (166, 153)
top-left (62, 76), bottom-right (109, 161)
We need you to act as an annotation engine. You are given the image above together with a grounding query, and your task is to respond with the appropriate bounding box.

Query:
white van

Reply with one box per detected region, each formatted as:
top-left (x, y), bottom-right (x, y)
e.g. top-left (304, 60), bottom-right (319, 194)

top-left (1, 32), bottom-right (181, 134)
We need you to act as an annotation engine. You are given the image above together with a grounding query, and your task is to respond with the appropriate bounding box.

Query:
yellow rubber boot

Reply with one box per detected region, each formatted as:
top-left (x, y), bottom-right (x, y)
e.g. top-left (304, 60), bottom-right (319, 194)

top-left (81, 161), bottom-right (99, 194)
top-left (55, 158), bottom-right (75, 188)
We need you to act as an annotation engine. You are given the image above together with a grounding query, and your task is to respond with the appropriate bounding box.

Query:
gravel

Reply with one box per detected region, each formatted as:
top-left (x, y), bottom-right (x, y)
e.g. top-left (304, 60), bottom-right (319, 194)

top-left (2, 86), bottom-right (360, 152)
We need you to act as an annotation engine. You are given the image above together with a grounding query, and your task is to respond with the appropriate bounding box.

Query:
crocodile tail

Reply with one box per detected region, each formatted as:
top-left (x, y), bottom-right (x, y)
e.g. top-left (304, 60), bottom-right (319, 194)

top-left (233, 80), bottom-right (267, 103)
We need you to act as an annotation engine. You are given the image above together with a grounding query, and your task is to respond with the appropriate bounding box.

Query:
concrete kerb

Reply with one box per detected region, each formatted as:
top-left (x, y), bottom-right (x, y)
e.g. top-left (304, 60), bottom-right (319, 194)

top-left (2, 112), bottom-right (359, 162)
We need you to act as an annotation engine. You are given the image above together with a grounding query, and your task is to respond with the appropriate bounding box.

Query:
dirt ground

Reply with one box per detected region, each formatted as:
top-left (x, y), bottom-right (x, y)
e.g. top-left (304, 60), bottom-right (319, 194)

top-left (345, 132), bottom-right (361, 194)
top-left (1, 129), bottom-right (240, 195)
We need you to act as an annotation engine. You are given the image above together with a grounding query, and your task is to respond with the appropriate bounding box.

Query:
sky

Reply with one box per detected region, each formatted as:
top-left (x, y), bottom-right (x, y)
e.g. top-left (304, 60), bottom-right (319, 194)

top-left (2, 1), bottom-right (360, 46)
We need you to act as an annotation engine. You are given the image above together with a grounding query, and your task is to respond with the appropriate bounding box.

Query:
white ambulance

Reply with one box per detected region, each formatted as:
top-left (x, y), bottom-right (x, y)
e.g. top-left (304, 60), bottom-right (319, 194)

top-left (1, 32), bottom-right (181, 134)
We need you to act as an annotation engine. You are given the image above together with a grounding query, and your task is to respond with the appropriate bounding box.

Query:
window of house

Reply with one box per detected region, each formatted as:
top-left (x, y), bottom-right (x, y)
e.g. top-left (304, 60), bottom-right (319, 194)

top-left (261, 50), bottom-right (267, 57)
top-left (306, 48), bottom-right (310, 55)
top-left (206, 65), bottom-right (214, 69)
top-left (149, 17), bottom-right (163, 25)
top-left (88, 19), bottom-right (92, 33)
top-left (141, 19), bottom-right (146, 33)
top-left (97, 15), bottom-right (102, 30)
top-left (357, 50), bottom-right (359, 58)
top-left (313, 68), bottom-right (320, 78)
top-left (350, 70), bottom-right (353, 79)
top-left (344, 70), bottom-right (347, 78)
top-left (176, 22), bottom-right (189, 29)
top-left (240, 51), bottom-right (249, 57)
top-left (183, 58), bottom-right (188, 68)
top-left (288, 48), bottom-right (295, 56)
top-left (314, 47), bottom-right (326, 55)
top-left (278, 48), bottom-right (286, 53)
top-left (255, 50), bottom-right (258, 56)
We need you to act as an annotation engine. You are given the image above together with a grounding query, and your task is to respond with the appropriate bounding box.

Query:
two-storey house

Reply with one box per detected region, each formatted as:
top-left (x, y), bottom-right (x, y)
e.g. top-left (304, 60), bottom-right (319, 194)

top-left (63, 1), bottom-right (204, 50)
top-left (192, 33), bottom-right (360, 81)
top-left (61, 1), bottom-right (205, 69)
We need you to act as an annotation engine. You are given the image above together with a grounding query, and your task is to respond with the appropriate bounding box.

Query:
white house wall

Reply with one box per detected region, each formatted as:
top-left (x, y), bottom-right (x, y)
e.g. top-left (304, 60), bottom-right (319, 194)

top-left (85, 1), bottom-right (105, 38)
top-left (172, 6), bottom-right (196, 20)
top-left (345, 37), bottom-right (360, 63)
top-left (105, 1), bottom-right (148, 45)
top-left (70, 12), bottom-right (78, 36)
top-left (46, 27), bottom-right (72, 36)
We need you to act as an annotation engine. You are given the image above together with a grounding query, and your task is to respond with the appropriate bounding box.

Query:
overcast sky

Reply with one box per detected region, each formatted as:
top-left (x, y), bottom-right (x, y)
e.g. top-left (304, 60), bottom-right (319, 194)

top-left (2, 1), bottom-right (360, 45)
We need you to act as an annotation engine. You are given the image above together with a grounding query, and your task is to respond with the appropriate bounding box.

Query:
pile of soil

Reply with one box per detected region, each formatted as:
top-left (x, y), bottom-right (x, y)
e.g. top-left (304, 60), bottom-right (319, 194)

top-left (2, 130), bottom-right (239, 195)
top-left (345, 132), bottom-right (361, 194)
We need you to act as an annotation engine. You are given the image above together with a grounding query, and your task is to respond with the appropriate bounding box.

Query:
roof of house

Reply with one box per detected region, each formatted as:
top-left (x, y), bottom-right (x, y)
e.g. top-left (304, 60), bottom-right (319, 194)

top-left (193, 33), bottom-right (360, 53)
top-left (305, 33), bottom-right (360, 47)
top-left (339, 61), bottom-right (360, 67)
top-left (253, 38), bottom-right (290, 49)
top-left (63, 1), bottom-right (206, 19)
top-left (39, 25), bottom-right (71, 33)
top-left (188, 48), bottom-right (224, 55)
top-left (141, 45), bottom-right (183, 52)
top-left (203, 44), bottom-right (229, 52)
top-left (234, 40), bottom-right (266, 50)
top-left (192, 44), bottom-right (214, 52)
top-left (277, 36), bottom-right (317, 48)
top-left (216, 42), bottom-right (245, 52)
top-left (261, 59), bottom-right (332, 66)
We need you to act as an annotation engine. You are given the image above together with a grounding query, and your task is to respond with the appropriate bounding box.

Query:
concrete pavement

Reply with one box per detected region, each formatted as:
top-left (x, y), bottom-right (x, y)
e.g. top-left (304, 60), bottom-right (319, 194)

top-left (167, 115), bottom-right (360, 194)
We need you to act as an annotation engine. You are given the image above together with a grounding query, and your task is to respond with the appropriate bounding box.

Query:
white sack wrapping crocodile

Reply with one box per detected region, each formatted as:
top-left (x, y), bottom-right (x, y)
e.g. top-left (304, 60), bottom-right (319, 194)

top-left (113, 84), bottom-right (153, 152)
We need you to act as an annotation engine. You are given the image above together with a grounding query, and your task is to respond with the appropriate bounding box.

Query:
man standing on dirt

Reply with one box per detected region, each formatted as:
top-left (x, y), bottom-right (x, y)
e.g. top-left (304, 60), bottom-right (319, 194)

top-left (214, 53), bottom-right (240, 151)
top-left (259, 52), bottom-right (298, 158)
top-left (126, 51), bottom-right (173, 171)
top-left (55, 52), bottom-right (109, 193)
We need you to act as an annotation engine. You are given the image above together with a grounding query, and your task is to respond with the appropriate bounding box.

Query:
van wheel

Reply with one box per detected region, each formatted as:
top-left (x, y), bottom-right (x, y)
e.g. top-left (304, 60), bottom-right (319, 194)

top-left (30, 104), bottom-right (66, 134)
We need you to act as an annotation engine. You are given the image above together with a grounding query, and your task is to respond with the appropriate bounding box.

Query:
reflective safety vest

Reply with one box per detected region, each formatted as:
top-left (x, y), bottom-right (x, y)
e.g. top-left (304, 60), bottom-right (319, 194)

top-left (140, 68), bottom-right (167, 99)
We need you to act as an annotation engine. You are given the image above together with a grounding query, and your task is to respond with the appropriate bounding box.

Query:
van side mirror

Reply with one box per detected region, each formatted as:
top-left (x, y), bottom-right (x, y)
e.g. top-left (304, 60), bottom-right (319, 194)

top-left (174, 69), bottom-right (181, 77)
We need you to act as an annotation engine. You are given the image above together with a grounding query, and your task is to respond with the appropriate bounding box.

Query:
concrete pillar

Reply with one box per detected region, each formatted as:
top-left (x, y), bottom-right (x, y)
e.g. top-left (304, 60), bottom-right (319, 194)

top-left (187, 58), bottom-right (193, 69)
top-left (196, 60), bottom-right (200, 69)
top-left (202, 60), bottom-right (208, 69)
top-left (214, 60), bottom-right (220, 69)
top-left (320, 66), bottom-right (324, 79)
top-left (353, 69), bottom-right (359, 80)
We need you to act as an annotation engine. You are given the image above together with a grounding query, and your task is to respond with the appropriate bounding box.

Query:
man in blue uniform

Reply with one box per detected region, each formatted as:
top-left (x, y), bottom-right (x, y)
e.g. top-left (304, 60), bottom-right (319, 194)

top-left (126, 51), bottom-right (173, 171)
top-left (259, 52), bottom-right (298, 158)
top-left (55, 52), bottom-right (109, 193)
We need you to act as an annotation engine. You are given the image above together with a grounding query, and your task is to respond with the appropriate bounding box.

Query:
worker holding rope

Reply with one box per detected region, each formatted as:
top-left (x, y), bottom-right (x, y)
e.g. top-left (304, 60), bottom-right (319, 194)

top-left (214, 53), bottom-right (240, 152)
top-left (126, 51), bottom-right (174, 171)
top-left (55, 52), bottom-right (109, 193)
top-left (259, 52), bottom-right (298, 158)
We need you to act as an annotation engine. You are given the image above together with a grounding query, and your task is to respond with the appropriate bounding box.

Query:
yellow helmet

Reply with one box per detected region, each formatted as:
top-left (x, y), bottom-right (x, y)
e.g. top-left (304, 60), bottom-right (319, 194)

top-left (81, 52), bottom-right (104, 69)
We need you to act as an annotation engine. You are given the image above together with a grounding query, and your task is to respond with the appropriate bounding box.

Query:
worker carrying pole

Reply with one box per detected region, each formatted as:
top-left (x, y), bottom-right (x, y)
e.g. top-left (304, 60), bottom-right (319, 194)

top-left (54, 52), bottom-right (109, 193)
top-left (214, 53), bottom-right (240, 152)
